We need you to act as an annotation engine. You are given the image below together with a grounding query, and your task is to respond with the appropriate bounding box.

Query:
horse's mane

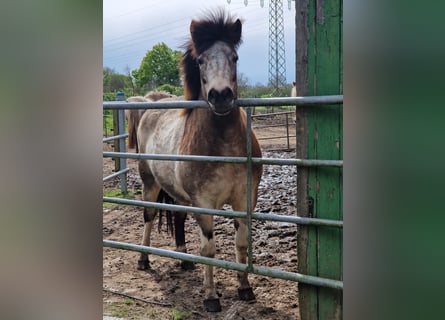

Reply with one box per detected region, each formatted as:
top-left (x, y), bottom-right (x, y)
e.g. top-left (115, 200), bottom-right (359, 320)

top-left (180, 9), bottom-right (243, 106)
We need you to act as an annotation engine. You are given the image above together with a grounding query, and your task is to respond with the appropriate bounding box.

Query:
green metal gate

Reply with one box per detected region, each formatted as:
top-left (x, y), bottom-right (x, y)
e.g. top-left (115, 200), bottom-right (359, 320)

top-left (296, 0), bottom-right (343, 319)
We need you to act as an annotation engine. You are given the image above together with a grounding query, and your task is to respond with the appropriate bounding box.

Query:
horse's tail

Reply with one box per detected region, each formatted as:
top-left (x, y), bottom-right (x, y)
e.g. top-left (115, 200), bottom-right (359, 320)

top-left (157, 189), bottom-right (175, 236)
top-left (126, 109), bottom-right (141, 153)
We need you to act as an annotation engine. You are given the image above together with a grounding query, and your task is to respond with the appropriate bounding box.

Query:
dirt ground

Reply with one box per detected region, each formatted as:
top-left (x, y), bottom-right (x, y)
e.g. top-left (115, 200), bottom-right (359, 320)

top-left (103, 115), bottom-right (299, 319)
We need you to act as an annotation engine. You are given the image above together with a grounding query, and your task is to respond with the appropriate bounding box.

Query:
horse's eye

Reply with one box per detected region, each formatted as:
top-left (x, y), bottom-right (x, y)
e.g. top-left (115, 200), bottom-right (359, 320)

top-left (196, 56), bottom-right (204, 65)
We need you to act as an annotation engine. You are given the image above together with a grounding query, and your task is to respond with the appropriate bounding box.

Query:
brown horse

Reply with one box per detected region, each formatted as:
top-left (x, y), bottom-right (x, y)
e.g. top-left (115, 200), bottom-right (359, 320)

top-left (136, 10), bottom-right (262, 312)
top-left (125, 96), bottom-right (147, 152)
top-left (144, 90), bottom-right (175, 101)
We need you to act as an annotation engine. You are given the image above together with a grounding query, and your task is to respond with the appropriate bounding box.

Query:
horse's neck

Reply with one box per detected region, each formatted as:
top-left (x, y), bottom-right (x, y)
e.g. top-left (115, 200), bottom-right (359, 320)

top-left (180, 107), bottom-right (246, 156)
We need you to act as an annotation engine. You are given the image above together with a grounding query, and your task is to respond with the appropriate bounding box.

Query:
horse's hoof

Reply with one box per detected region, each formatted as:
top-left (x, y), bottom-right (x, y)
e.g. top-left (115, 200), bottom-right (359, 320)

top-left (137, 259), bottom-right (150, 270)
top-left (238, 287), bottom-right (256, 301)
top-left (180, 260), bottom-right (195, 270)
top-left (204, 298), bottom-right (222, 312)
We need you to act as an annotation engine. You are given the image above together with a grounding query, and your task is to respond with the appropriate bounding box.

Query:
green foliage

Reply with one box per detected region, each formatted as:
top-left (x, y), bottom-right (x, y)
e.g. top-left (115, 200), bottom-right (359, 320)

top-left (238, 83), bottom-right (294, 115)
top-left (103, 67), bottom-right (134, 94)
top-left (102, 109), bottom-right (113, 136)
top-left (236, 72), bottom-right (294, 98)
top-left (238, 83), bottom-right (293, 98)
top-left (102, 92), bottom-right (115, 101)
top-left (156, 83), bottom-right (184, 96)
top-left (132, 43), bottom-right (181, 93)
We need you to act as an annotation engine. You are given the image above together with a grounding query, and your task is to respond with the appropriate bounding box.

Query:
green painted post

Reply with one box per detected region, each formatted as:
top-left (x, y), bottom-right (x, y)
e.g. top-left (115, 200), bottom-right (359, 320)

top-left (296, 1), bottom-right (343, 319)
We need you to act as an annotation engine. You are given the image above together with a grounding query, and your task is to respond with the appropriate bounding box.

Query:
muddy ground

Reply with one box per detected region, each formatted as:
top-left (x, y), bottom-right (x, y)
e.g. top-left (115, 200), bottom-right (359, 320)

top-left (103, 115), bottom-right (299, 319)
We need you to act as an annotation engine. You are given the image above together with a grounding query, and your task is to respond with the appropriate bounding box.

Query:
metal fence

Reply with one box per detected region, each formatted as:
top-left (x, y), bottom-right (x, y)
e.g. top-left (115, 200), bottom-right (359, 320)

top-left (251, 110), bottom-right (296, 150)
top-left (102, 96), bottom-right (343, 290)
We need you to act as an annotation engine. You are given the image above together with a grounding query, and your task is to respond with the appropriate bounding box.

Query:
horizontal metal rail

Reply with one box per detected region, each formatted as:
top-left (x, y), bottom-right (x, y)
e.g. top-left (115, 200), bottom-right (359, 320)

top-left (102, 133), bottom-right (128, 143)
top-left (103, 168), bottom-right (130, 182)
top-left (251, 110), bottom-right (296, 117)
top-left (102, 196), bottom-right (343, 228)
top-left (253, 123), bottom-right (295, 129)
top-left (103, 95), bottom-right (343, 110)
top-left (103, 151), bottom-right (343, 168)
top-left (257, 135), bottom-right (297, 141)
top-left (103, 239), bottom-right (343, 290)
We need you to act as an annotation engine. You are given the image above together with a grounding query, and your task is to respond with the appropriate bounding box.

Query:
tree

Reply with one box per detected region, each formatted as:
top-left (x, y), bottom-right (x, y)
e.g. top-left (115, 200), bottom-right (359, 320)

top-left (103, 67), bottom-right (133, 93)
top-left (132, 43), bottom-right (182, 92)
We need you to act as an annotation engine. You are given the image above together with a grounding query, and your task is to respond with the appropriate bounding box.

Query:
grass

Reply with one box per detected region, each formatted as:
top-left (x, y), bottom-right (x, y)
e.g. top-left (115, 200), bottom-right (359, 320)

top-left (104, 302), bottom-right (130, 318)
top-left (104, 301), bottom-right (191, 320)
top-left (169, 308), bottom-right (192, 320)
top-left (103, 189), bottom-right (136, 198)
top-left (103, 110), bottom-right (114, 137)
top-left (103, 110), bottom-right (129, 137)
top-left (103, 189), bottom-right (138, 209)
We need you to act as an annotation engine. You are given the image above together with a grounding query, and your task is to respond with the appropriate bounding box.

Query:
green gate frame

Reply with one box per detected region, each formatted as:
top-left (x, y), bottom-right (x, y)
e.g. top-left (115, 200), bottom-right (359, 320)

top-left (296, 0), bottom-right (343, 319)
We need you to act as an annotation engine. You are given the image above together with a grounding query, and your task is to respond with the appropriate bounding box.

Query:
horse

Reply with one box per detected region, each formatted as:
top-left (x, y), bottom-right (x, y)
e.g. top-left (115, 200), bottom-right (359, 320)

top-left (144, 90), bottom-right (175, 101)
top-left (291, 81), bottom-right (297, 97)
top-left (126, 92), bottom-right (179, 152)
top-left (291, 81), bottom-right (297, 123)
top-left (125, 96), bottom-right (148, 152)
top-left (135, 10), bottom-right (263, 312)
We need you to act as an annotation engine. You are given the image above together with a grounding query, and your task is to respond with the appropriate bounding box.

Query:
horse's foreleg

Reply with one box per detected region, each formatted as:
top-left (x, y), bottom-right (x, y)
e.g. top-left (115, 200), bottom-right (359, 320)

top-left (195, 214), bottom-right (221, 312)
top-left (174, 211), bottom-right (194, 270)
top-left (234, 217), bottom-right (256, 301)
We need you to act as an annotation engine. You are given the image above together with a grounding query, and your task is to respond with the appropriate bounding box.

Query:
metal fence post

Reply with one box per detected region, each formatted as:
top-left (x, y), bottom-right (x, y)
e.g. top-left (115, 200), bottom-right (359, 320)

top-left (115, 92), bottom-right (127, 194)
top-left (245, 107), bottom-right (253, 272)
top-left (285, 112), bottom-right (290, 150)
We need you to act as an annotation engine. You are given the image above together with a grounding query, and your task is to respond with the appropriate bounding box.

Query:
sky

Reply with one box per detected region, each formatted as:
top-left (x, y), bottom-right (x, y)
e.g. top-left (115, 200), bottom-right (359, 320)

top-left (103, 0), bottom-right (296, 86)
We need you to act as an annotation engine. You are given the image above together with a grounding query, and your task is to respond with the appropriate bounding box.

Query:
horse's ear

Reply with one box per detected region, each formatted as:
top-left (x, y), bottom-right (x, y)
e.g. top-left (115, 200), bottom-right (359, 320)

top-left (232, 19), bottom-right (242, 45)
top-left (190, 20), bottom-right (198, 42)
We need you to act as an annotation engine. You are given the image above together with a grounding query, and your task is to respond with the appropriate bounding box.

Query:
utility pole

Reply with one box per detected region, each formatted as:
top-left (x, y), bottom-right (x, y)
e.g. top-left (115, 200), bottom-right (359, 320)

top-left (228, 0), bottom-right (291, 92)
top-left (268, 0), bottom-right (286, 91)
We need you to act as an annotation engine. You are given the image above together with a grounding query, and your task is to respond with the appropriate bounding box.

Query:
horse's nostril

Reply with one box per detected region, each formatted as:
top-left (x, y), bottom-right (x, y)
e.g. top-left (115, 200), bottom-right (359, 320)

top-left (208, 88), bottom-right (218, 102)
top-left (221, 87), bottom-right (233, 101)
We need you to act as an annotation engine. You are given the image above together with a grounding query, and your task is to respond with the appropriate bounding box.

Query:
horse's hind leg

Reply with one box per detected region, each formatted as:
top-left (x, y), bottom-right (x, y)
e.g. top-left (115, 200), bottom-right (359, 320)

top-left (137, 162), bottom-right (161, 270)
top-left (174, 211), bottom-right (195, 270)
top-left (138, 206), bottom-right (158, 270)
top-left (233, 215), bottom-right (256, 302)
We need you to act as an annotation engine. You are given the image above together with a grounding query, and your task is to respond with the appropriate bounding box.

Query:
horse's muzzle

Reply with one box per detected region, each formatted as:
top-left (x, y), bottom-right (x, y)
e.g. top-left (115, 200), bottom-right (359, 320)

top-left (208, 87), bottom-right (235, 116)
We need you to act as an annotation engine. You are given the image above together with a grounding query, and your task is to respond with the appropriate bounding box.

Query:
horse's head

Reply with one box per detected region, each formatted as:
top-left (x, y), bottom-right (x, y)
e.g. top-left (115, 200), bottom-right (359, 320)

top-left (182, 10), bottom-right (242, 116)
top-left (195, 40), bottom-right (239, 116)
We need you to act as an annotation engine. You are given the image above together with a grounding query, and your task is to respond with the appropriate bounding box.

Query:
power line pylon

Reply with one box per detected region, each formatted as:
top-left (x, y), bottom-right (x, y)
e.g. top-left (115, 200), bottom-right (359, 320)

top-left (227, 0), bottom-right (288, 91)
top-left (268, 0), bottom-right (286, 91)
